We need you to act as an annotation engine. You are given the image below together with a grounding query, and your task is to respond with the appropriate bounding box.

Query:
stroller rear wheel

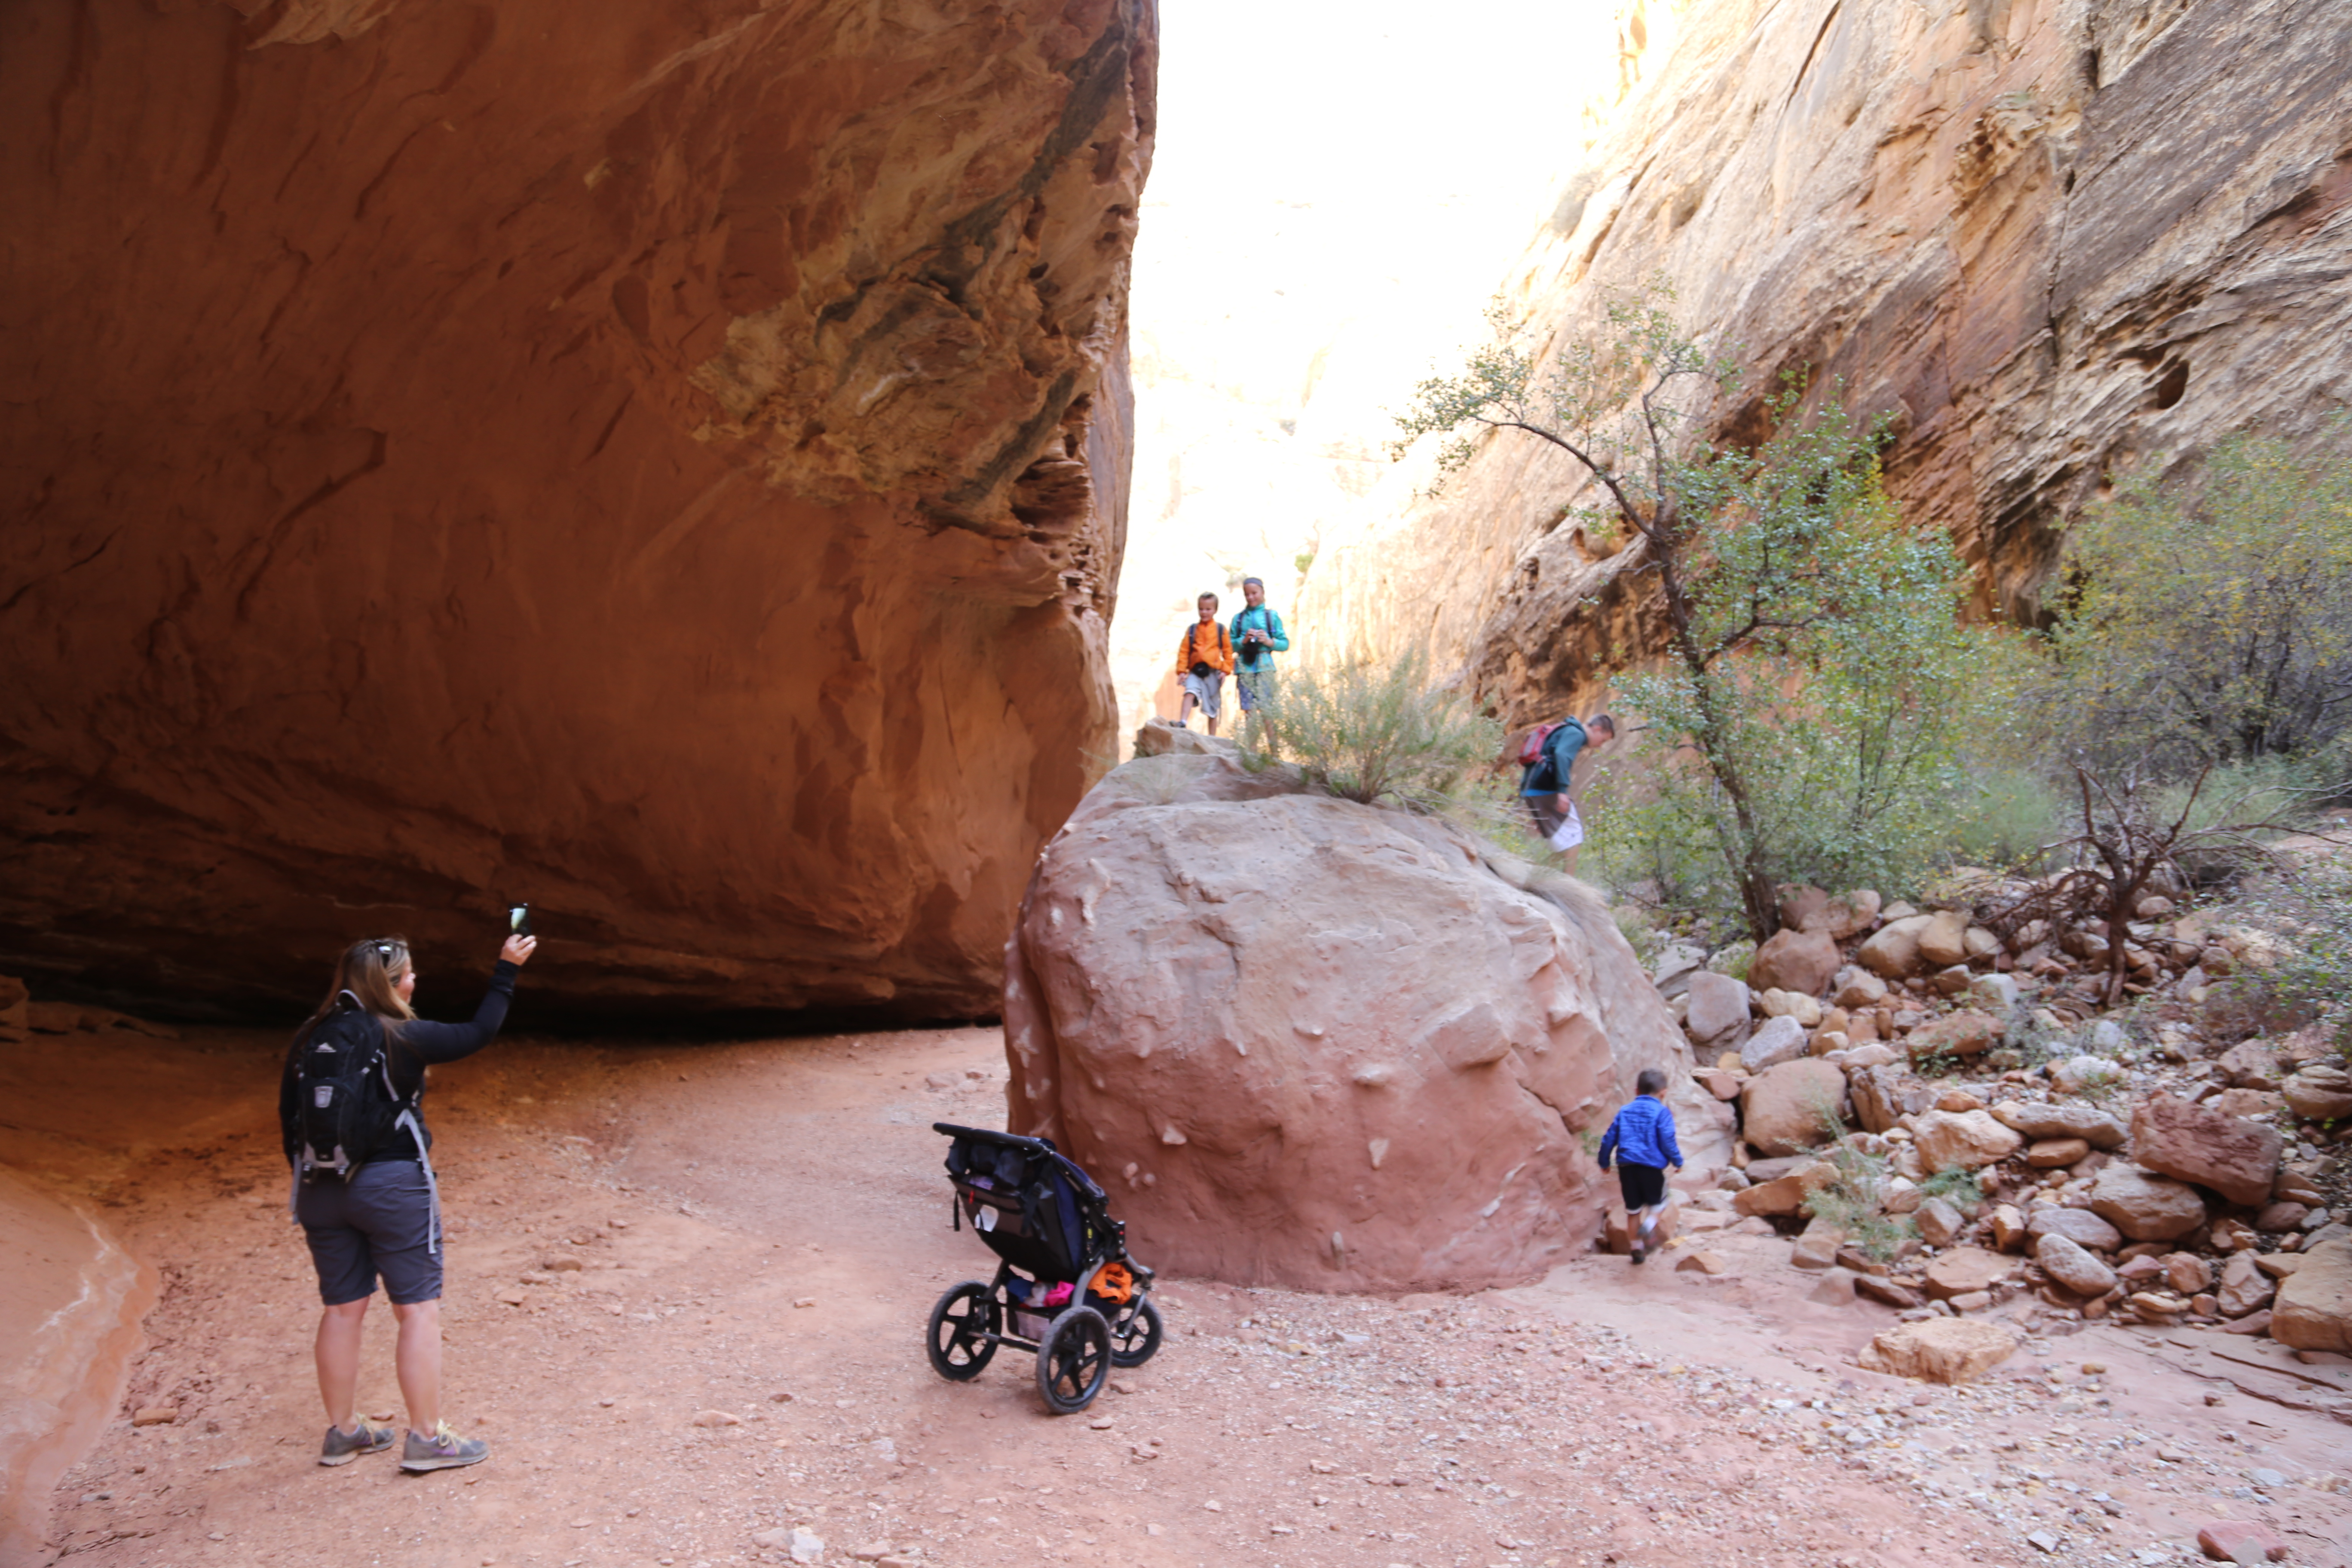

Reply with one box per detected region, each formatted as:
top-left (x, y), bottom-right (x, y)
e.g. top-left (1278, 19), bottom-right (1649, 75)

top-left (1109, 1296), bottom-right (1163, 1367)
top-left (926, 1281), bottom-right (998, 1381)
top-left (1035, 1305), bottom-right (1112, 1413)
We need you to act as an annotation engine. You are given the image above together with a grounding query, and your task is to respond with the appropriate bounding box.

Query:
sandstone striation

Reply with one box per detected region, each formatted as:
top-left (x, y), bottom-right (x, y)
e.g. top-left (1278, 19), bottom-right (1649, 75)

top-left (1001, 750), bottom-right (1728, 1292)
top-left (0, 0), bottom-right (1155, 1023)
top-left (1299, 0), bottom-right (2352, 723)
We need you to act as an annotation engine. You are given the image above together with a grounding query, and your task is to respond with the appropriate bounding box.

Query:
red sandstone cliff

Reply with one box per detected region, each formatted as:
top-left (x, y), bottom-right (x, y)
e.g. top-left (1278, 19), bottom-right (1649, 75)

top-left (1302, 0), bottom-right (2352, 718)
top-left (0, 0), bottom-right (1155, 1023)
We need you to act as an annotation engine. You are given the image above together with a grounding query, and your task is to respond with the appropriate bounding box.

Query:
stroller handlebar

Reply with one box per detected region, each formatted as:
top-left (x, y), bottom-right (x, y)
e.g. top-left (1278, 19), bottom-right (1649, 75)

top-left (932, 1121), bottom-right (1057, 1154)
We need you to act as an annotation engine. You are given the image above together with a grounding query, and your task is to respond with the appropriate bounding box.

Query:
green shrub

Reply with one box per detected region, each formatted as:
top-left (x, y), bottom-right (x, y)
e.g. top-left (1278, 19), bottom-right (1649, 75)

top-left (1239, 652), bottom-right (1503, 813)
top-left (2043, 428), bottom-right (2352, 773)
top-left (1802, 1141), bottom-right (1915, 1262)
top-left (1942, 765), bottom-right (2072, 875)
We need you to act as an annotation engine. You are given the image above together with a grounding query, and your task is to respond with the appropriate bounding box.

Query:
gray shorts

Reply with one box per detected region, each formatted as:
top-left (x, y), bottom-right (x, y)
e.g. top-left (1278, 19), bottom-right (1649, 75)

top-left (297, 1161), bottom-right (442, 1305)
top-left (1237, 667), bottom-right (1275, 712)
top-left (1180, 671), bottom-right (1222, 719)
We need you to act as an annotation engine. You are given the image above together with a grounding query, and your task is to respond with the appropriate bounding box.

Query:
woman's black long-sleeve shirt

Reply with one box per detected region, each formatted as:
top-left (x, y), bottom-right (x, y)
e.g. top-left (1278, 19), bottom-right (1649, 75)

top-left (280, 959), bottom-right (518, 1164)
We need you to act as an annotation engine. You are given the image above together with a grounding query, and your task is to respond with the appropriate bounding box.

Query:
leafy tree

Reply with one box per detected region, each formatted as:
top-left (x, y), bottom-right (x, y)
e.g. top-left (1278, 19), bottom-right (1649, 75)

top-left (2045, 429), bottom-right (2352, 774)
top-left (1395, 288), bottom-right (2007, 937)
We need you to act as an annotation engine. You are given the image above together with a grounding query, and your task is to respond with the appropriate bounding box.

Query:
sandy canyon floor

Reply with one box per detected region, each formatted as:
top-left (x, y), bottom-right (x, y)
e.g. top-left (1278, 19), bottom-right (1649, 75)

top-left (9, 1023), bottom-right (2351, 1568)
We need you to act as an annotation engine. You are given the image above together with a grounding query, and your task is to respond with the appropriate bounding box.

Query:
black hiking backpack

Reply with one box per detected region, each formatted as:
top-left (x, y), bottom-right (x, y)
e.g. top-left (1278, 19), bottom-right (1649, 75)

top-left (288, 1000), bottom-right (411, 1182)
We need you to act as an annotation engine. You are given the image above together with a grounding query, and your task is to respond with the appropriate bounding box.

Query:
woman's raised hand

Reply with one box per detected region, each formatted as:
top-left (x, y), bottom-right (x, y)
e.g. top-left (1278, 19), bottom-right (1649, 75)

top-left (500, 934), bottom-right (539, 966)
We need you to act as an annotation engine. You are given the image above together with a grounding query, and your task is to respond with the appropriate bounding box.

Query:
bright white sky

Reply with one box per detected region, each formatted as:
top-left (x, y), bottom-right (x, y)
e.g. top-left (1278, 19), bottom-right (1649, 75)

top-left (1112, 0), bottom-right (1623, 730)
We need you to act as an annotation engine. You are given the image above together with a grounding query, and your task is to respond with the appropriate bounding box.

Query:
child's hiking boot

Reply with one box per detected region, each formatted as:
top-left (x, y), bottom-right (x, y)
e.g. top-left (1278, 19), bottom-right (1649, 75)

top-left (318, 1419), bottom-right (396, 1466)
top-left (399, 1421), bottom-right (488, 1473)
top-left (1630, 1240), bottom-right (1647, 1265)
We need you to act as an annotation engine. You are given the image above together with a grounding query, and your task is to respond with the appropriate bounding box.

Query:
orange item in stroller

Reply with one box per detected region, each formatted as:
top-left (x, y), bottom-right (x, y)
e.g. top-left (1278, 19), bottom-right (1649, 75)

top-left (1089, 1262), bottom-right (1135, 1305)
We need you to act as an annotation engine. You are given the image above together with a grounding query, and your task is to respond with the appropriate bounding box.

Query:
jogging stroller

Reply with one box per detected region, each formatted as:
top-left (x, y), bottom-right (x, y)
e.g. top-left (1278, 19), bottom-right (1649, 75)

top-left (925, 1122), bottom-right (1164, 1413)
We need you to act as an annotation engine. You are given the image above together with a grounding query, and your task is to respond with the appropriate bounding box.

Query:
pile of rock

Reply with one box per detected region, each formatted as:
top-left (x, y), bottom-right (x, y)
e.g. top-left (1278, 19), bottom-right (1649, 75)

top-left (1653, 883), bottom-right (2351, 1365)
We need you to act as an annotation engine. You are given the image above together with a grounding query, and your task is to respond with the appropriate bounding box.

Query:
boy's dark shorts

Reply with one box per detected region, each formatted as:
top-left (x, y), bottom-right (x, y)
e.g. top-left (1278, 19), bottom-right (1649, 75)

top-left (1616, 1161), bottom-right (1666, 1210)
top-left (296, 1160), bottom-right (441, 1305)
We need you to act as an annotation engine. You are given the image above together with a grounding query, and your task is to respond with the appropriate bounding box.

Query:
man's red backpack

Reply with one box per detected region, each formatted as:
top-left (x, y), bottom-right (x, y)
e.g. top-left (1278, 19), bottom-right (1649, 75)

top-left (1518, 721), bottom-right (1565, 766)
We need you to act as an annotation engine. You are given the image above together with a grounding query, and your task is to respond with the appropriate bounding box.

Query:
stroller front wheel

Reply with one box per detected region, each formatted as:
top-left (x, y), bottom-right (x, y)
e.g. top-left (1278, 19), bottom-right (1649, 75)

top-left (1109, 1296), bottom-right (1163, 1367)
top-left (1035, 1305), bottom-right (1112, 1413)
top-left (926, 1281), bottom-right (998, 1381)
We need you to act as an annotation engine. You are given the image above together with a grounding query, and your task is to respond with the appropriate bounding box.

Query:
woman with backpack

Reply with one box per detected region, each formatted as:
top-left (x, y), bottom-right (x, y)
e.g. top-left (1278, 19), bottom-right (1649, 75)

top-left (280, 930), bottom-right (534, 1471)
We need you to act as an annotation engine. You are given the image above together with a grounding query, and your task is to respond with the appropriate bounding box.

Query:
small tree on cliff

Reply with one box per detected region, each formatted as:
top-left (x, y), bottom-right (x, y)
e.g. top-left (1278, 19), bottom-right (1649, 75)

top-left (1393, 288), bottom-right (2001, 939)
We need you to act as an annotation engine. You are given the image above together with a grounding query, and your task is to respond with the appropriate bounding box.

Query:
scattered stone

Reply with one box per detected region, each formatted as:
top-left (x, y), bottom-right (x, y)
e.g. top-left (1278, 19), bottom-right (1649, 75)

top-left (2026, 1528), bottom-right (2063, 1553)
top-left (2037, 1234), bottom-right (2118, 1298)
top-left (2195, 1519), bottom-right (2289, 1563)
top-left (1807, 1268), bottom-right (1859, 1305)
top-left (1740, 1058), bottom-right (1848, 1158)
top-left (2283, 1065), bottom-right (2352, 1123)
top-left (1732, 1162), bottom-right (1838, 1218)
top-left (1911, 1109), bottom-right (2022, 1173)
top-left (2089, 1165), bottom-right (2209, 1242)
top-left (2254, 1253), bottom-right (2305, 1280)
top-left (2271, 1239), bottom-right (2352, 1353)
top-left (129, 1407), bottom-right (176, 1427)
top-left (1749, 926), bottom-right (1840, 998)
top-left (1917, 910), bottom-right (1971, 971)
top-left (692, 1409), bottom-right (743, 1427)
top-left (1791, 1227), bottom-right (1844, 1271)
top-left (1934, 1087), bottom-right (1984, 1113)
top-left (2025, 1207), bottom-right (2124, 1252)
top-left (1858, 915), bottom-right (1936, 980)
top-left (2254, 1202), bottom-right (2311, 1232)
top-left (2132, 1093), bottom-right (2282, 1207)
top-left (1991, 1099), bottom-right (2128, 1148)
top-left (1856, 1317), bottom-right (2019, 1383)
top-left (1674, 1249), bottom-right (1730, 1276)
top-left (2220, 1310), bottom-right (2275, 1337)
top-left (495, 1287), bottom-right (528, 1307)
top-left (544, 1255), bottom-right (583, 1273)
top-left (1989, 1203), bottom-right (2027, 1251)
top-left (1758, 987), bottom-right (1824, 1026)
top-left (1967, 972), bottom-right (2022, 1014)
top-left (2164, 1252), bottom-right (2214, 1295)
top-left (1740, 1014), bottom-right (1810, 1074)
top-left (1923, 1247), bottom-right (2010, 1301)
top-left (1856, 1275), bottom-right (1923, 1309)
top-left (1907, 1011), bottom-right (2002, 1061)
top-left (2024, 1137), bottom-right (2089, 1168)
top-left (1697, 1068), bottom-right (1743, 1100)
top-left (1834, 967), bottom-right (1890, 1010)
top-left (1915, 1197), bottom-right (1965, 1250)
top-left (1685, 971), bottom-right (1754, 1052)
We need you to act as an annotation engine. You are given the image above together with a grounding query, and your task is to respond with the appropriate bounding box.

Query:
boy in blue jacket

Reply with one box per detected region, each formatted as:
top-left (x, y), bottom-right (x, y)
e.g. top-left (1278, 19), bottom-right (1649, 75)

top-left (1597, 1067), bottom-right (1683, 1263)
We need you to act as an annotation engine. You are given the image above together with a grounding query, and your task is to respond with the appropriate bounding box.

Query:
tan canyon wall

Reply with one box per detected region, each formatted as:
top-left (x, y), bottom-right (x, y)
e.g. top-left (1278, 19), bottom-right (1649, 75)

top-left (0, 0), bottom-right (1155, 1024)
top-left (1300, 0), bottom-right (2352, 721)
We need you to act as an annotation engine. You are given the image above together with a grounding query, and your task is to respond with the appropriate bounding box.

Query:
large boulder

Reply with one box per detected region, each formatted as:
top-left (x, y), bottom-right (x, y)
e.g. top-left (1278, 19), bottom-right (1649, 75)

top-left (1990, 1100), bottom-right (2129, 1150)
top-left (2129, 1093), bottom-right (2282, 1207)
top-left (2271, 1239), bottom-right (2352, 1353)
top-left (1001, 756), bottom-right (1730, 1292)
top-left (1740, 1060), bottom-right (1849, 1158)
top-left (1684, 971), bottom-right (1753, 1053)
top-left (1911, 1109), bottom-right (2021, 1173)
top-left (1857, 915), bottom-right (1937, 980)
top-left (2088, 1165), bottom-right (2208, 1242)
top-left (1748, 927), bottom-right (1840, 997)
top-left (1856, 1319), bottom-right (2019, 1384)
top-left (0, 0), bottom-right (1157, 1024)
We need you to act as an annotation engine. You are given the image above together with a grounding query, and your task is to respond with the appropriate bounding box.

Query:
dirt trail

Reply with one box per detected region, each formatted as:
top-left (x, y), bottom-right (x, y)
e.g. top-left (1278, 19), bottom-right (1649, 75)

top-left (10, 1023), bottom-right (2350, 1568)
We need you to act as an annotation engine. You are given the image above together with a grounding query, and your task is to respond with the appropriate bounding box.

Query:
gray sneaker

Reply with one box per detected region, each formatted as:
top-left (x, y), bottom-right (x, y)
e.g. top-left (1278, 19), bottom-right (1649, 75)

top-left (318, 1419), bottom-right (396, 1466)
top-left (399, 1421), bottom-right (488, 1473)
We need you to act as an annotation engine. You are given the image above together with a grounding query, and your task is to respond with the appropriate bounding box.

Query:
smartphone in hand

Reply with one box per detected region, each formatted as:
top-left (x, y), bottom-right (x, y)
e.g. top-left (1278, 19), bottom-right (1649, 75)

top-left (506, 903), bottom-right (533, 939)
